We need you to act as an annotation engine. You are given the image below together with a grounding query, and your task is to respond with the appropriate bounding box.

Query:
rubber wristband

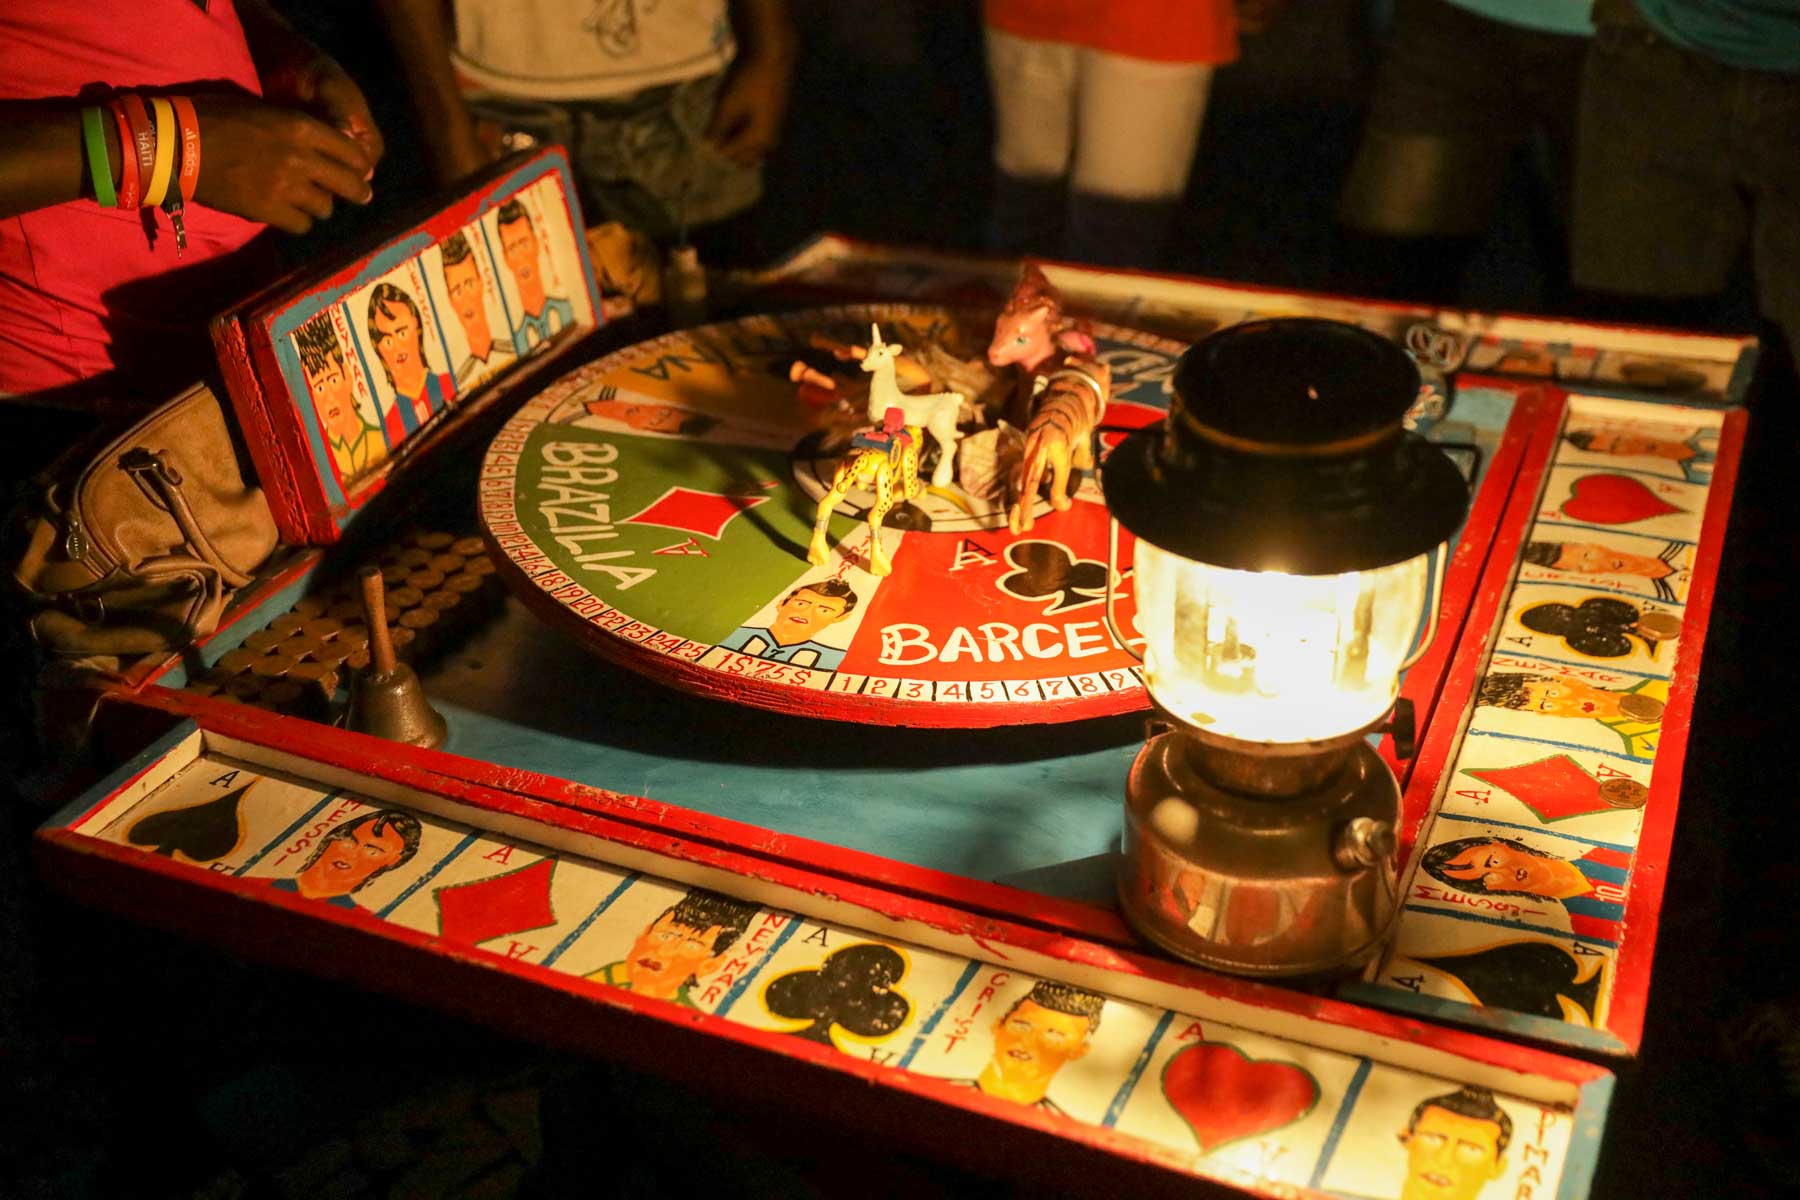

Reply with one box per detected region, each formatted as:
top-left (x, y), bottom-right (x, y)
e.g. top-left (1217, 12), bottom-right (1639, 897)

top-left (144, 97), bottom-right (176, 207)
top-left (121, 96), bottom-right (157, 204)
top-left (81, 107), bottom-right (117, 209)
top-left (109, 101), bottom-right (140, 209)
top-left (171, 97), bottom-right (201, 205)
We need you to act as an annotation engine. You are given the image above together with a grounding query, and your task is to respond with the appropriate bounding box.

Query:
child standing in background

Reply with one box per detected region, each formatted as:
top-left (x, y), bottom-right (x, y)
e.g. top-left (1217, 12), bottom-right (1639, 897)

top-left (982, 0), bottom-right (1240, 269)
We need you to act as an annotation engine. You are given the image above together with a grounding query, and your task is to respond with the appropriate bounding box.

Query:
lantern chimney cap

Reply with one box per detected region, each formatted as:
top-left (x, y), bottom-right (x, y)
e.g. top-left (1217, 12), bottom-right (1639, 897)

top-left (1103, 319), bottom-right (1471, 575)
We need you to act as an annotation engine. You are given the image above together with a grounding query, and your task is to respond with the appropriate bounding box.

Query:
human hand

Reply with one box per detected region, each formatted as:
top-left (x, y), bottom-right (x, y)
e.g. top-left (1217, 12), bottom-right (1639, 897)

top-left (261, 51), bottom-right (386, 175)
top-left (706, 52), bottom-right (792, 166)
top-left (191, 92), bottom-right (376, 233)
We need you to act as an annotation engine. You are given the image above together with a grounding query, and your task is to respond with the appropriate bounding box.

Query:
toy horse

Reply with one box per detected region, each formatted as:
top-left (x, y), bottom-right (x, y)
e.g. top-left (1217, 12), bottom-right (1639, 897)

top-left (860, 324), bottom-right (964, 488)
top-left (807, 406), bottom-right (921, 577)
top-left (988, 264), bottom-right (1097, 380)
top-left (1008, 358), bottom-right (1111, 534)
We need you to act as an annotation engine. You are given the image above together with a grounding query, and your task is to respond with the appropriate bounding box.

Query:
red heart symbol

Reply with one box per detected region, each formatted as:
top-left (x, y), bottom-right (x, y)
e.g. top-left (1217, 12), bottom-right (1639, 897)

top-left (1561, 473), bottom-right (1682, 525)
top-left (1162, 1041), bottom-right (1320, 1154)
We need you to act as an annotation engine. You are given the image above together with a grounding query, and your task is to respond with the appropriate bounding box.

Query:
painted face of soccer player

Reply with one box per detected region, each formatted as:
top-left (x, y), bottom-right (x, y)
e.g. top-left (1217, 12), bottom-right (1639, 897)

top-left (304, 351), bottom-right (362, 446)
top-left (373, 299), bottom-right (426, 397)
top-left (584, 397), bottom-right (689, 434)
top-left (768, 587), bottom-right (851, 647)
top-left (1577, 430), bottom-right (1692, 462)
top-left (443, 255), bottom-right (493, 354)
top-left (982, 1000), bottom-right (1093, 1105)
top-left (1551, 541), bottom-right (1674, 580)
top-left (1519, 676), bottom-right (1627, 721)
top-left (1438, 842), bottom-right (1585, 899)
top-left (621, 911), bottom-right (726, 1000)
top-left (500, 215), bottom-right (546, 313)
top-left (1399, 1105), bottom-right (1507, 1200)
top-left (296, 820), bottom-right (406, 900)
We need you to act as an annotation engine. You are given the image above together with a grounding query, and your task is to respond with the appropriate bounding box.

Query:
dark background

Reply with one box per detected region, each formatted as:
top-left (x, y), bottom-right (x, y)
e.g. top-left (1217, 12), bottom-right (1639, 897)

top-left (4, 2), bottom-right (1796, 1196)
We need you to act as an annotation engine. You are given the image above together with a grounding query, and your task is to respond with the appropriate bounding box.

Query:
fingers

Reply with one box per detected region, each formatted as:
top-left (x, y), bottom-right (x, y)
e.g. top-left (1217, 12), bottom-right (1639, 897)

top-left (301, 145), bottom-right (374, 205)
top-left (316, 74), bottom-right (385, 170)
top-left (290, 182), bottom-right (336, 222)
top-left (291, 113), bottom-right (373, 180)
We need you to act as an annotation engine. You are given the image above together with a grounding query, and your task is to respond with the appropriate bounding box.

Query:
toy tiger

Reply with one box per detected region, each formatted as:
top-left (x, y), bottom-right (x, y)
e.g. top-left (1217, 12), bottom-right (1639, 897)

top-left (1008, 358), bottom-right (1111, 534)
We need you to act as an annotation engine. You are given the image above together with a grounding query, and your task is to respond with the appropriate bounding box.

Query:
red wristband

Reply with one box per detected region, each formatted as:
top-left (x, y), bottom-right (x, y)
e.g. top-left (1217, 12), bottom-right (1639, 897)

top-left (119, 95), bottom-right (157, 206)
top-left (171, 96), bottom-right (200, 205)
top-left (108, 100), bottom-right (140, 210)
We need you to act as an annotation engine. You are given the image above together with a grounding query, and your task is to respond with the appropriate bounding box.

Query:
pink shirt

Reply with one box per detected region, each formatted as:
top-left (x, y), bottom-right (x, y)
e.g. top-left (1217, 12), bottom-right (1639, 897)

top-left (0, 1), bottom-right (273, 400)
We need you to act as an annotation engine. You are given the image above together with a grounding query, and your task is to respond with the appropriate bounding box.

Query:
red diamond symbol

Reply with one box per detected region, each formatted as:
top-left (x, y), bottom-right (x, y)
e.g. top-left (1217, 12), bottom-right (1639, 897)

top-left (623, 486), bottom-right (770, 540)
top-left (436, 858), bottom-right (557, 945)
top-left (1464, 755), bottom-right (1609, 823)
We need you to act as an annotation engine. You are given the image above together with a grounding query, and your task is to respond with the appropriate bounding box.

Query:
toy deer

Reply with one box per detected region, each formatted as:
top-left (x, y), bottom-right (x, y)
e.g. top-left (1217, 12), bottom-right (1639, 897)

top-left (1008, 358), bottom-right (1111, 534)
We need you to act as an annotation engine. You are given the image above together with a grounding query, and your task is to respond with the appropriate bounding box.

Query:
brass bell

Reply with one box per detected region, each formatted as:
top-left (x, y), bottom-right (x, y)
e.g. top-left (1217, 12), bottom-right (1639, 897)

top-left (345, 566), bottom-right (447, 749)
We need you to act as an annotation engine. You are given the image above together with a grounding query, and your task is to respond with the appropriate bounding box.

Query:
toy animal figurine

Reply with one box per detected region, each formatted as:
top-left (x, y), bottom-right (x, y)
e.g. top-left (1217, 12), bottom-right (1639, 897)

top-left (807, 406), bottom-right (922, 577)
top-left (1009, 358), bottom-right (1111, 534)
top-left (988, 264), bottom-right (1097, 384)
top-left (861, 324), bottom-right (965, 488)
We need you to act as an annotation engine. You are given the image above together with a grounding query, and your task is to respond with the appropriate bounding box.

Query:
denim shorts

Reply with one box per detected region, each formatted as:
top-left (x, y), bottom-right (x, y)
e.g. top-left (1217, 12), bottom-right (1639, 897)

top-left (1339, 0), bottom-right (1588, 237)
top-left (469, 71), bottom-right (763, 239)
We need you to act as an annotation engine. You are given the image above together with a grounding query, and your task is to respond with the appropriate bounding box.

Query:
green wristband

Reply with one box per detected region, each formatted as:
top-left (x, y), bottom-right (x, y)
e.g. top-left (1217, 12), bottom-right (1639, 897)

top-left (81, 106), bottom-right (117, 209)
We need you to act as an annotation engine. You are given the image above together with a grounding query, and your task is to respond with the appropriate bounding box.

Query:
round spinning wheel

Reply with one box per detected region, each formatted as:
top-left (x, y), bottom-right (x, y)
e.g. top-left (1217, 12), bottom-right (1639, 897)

top-left (479, 304), bottom-right (1183, 727)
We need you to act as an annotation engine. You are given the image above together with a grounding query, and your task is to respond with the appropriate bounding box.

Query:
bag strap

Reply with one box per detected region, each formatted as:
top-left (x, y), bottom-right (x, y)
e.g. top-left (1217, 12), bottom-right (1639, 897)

top-left (120, 447), bottom-right (255, 588)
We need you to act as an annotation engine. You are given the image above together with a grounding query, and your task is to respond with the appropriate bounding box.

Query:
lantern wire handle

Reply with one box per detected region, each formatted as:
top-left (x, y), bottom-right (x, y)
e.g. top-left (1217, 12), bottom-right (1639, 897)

top-left (1105, 518), bottom-right (1144, 662)
top-left (1398, 547), bottom-right (1448, 672)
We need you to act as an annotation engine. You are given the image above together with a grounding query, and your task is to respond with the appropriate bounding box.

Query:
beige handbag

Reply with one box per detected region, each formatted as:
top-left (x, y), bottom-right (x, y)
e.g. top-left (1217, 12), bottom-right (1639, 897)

top-left (10, 382), bottom-right (280, 659)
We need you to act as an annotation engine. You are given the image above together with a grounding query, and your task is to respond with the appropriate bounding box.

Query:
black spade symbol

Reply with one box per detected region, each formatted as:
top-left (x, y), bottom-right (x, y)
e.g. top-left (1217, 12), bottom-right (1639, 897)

top-left (127, 783), bottom-right (252, 863)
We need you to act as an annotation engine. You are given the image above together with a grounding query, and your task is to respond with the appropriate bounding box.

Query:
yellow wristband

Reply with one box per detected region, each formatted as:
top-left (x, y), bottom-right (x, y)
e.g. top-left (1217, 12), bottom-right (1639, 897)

top-left (144, 98), bottom-right (176, 207)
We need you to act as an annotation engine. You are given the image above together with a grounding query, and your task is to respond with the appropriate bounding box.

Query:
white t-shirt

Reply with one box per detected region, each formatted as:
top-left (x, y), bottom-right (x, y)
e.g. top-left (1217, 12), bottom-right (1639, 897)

top-left (452, 0), bottom-right (736, 100)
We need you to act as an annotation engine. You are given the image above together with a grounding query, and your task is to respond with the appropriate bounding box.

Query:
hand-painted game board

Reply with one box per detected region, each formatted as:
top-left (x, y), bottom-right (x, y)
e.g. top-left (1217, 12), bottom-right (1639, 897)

top-left (479, 304), bottom-right (1185, 727)
top-left (1345, 394), bottom-right (1745, 1055)
top-left (41, 719), bottom-right (1612, 1200)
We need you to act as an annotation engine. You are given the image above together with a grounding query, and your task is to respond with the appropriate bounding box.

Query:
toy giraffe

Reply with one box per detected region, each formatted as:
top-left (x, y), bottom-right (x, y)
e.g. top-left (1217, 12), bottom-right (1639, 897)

top-left (860, 325), bottom-right (964, 488)
top-left (807, 408), bottom-right (922, 577)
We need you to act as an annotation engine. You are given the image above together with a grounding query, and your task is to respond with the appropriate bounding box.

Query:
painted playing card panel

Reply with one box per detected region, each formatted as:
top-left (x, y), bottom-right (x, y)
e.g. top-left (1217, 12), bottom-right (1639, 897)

top-left (1496, 583), bottom-right (1684, 679)
top-left (1354, 390), bottom-right (1741, 1056)
top-left (1108, 1016), bottom-right (1352, 1188)
top-left (1436, 739), bottom-right (1651, 846)
top-left (218, 150), bottom-right (601, 543)
top-left (1376, 911), bottom-right (1615, 1033)
top-left (1315, 1063), bottom-right (1575, 1200)
top-left (898, 968), bottom-right (1165, 1127)
top-left (47, 734), bottom-right (1604, 1199)
top-left (82, 759), bottom-right (345, 876)
top-left (479, 305), bottom-right (1179, 726)
top-left (1405, 813), bottom-right (1634, 948)
top-left (758, 234), bottom-right (1755, 403)
top-left (719, 919), bottom-right (975, 1066)
top-left (541, 874), bottom-right (788, 1014)
top-left (379, 833), bottom-right (633, 965)
top-left (1466, 654), bottom-right (1668, 765)
top-left (1515, 525), bottom-right (1694, 607)
top-left (1533, 465), bottom-right (1705, 545)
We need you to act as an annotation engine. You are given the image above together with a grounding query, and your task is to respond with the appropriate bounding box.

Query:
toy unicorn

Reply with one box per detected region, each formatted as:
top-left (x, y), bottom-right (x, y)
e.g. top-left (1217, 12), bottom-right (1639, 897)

top-left (860, 324), bottom-right (964, 488)
top-left (1009, 358), bottom-right (1111, 534)
top-left (807, 406), bottom-right (921, 577)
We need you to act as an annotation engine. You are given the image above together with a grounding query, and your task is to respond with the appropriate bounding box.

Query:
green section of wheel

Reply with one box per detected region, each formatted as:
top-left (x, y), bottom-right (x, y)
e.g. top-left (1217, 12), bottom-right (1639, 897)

top-left (516, 422), bottom-right (855, 644)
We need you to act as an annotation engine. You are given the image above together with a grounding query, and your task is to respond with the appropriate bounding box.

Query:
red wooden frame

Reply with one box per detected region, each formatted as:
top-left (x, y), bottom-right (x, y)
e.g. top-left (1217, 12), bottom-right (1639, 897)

top-left (40, 714), bottom-right (1615, 1199)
